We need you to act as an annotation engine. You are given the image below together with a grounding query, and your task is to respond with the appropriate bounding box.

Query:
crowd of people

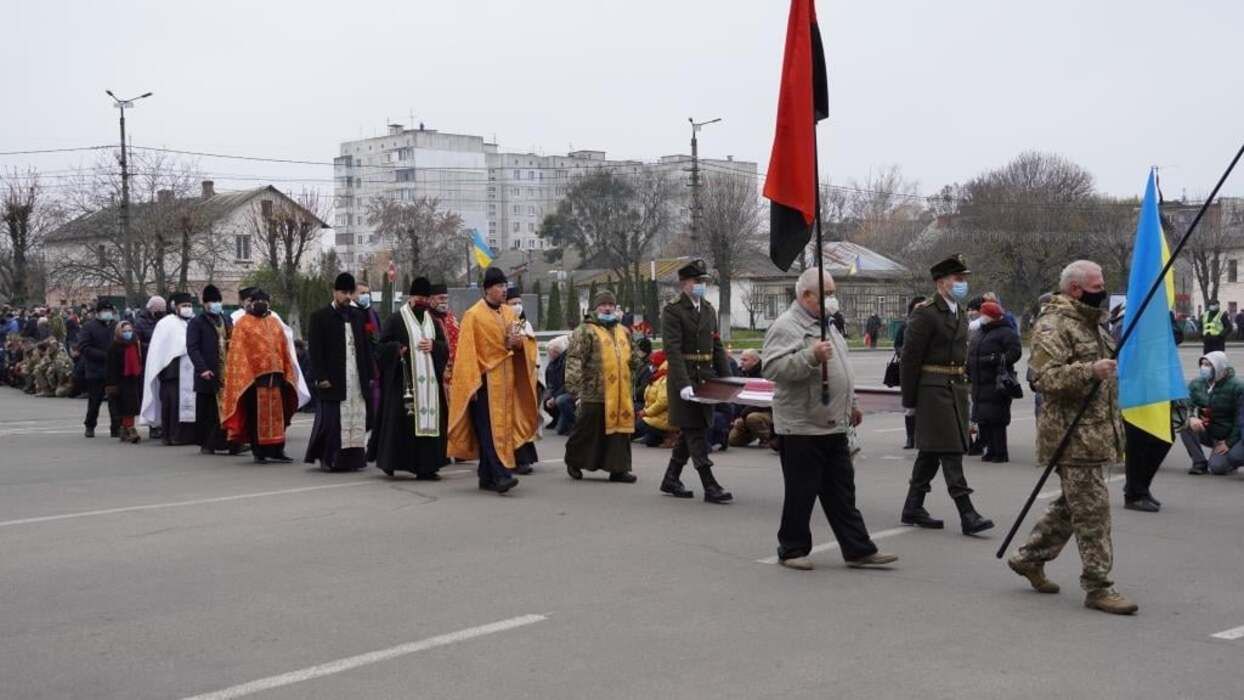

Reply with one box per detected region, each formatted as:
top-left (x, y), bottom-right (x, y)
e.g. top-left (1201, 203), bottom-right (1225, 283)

top-left (7, 251), bottom-right (1244, 619)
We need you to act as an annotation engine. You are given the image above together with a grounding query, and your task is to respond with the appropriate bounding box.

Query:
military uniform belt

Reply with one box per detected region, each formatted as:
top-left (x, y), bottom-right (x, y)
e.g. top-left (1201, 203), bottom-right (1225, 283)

top-left (921, 364), bottom-right (965, 375)
top-left (684, 353), bottom-right (713, 361)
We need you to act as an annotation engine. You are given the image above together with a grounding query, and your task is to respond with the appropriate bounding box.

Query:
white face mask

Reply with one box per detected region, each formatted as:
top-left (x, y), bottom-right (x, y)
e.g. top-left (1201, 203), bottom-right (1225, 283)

top-left (823, 295), bottom-right (840, 316)
top-left (969, 318), bottom-right (983, 332)
top-left (512, 303), bottom-right (524, 317)
top-left (178, 306), bottom-right (194, 319)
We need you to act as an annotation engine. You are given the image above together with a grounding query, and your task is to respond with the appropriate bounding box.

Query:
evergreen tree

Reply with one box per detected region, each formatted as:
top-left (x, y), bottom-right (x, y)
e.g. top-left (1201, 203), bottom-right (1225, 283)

top-left (588, 280), bottom-right (599, 310)
top-left (565, 277), bottom-right (582, 327)
top-left (533, 280), bottom-right (544, 329)
top-left (646, 280), bottom-right (661, 334)
top-left (545, 280), bottom-right (562, 330)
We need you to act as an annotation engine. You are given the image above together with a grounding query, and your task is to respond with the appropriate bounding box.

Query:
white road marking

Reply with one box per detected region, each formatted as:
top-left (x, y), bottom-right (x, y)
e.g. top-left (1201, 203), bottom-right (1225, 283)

top-left (1036, 474), bottom-right (1124, 500)
top-left (871, 427), bottom-right (906, 434)
top-left (181, 614), bottom-right (548, 700)
top-left (0, 481), bottom-right (373, 529)
top-left (1211, 625), bottom-right (1244, 641)
top-left (757, 526), bottom-right (910, 564)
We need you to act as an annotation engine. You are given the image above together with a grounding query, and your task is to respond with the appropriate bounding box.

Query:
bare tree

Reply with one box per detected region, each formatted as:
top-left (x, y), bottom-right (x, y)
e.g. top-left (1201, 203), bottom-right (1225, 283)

top-left (696, 171), bottom-right (763, 334)
top-left (738, 279), bottom-right (766, 330)
top-left (1169, 199), bottom-right (1244, 309)
top-left (248, 189), bottom-right (328, 336)
top-left (1, 169), bottom-right (59, 305)
top-left (366, 196), bottom-right (464, 279)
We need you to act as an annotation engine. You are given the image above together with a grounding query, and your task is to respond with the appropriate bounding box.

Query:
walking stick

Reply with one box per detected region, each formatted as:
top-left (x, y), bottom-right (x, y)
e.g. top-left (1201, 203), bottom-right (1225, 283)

top-left (995, 143), bottom-right (1244, 559)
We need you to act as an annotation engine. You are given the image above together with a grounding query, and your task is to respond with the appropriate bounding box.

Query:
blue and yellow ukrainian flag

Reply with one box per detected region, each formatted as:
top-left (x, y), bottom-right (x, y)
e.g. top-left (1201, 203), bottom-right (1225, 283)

top-left (1118, 170), bottom-right (1187, 440)
top-left (469, 229), bottom-right (494, 268)
top-left (848, 254), bottom-right (861, 276)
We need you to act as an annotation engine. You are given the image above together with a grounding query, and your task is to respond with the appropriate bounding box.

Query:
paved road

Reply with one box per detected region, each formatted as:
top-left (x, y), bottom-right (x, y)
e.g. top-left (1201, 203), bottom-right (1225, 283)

top-left (1, 346), bottom-right (1242, 699)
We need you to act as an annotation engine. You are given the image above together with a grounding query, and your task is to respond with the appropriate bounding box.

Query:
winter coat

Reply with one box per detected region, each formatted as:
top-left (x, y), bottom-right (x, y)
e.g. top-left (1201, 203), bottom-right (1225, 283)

top-left (762, 300), bottom-right (856, 436)
top-left (545, 352), bottom-right (567, 399)
top-left (968, 319), bottom-right (1023, 425)
top-left (105, 340), bottom-right (144, 416)
top-left (132, 309), bottom-right (162, 352)
top-left (1030, 294), bottom-right (1124, 465)
top-left (564, 318), bottom-right (640, 404)
top-left (1186, 351), bottom-right (1244, 445)
top-left (306, 304), bottom-right (374, 405)
top-left (900, 294), bottom-right (970, 453)
top-left (642, 369), bottom-right (671, 432)
top-left (76, 318), bottom-right (115, 381)
top-left (186, 312), bottom-right (232, 394)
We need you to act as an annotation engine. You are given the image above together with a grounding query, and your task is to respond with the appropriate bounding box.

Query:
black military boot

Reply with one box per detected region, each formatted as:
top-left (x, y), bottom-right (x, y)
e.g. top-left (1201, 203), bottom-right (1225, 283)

top-left (697, 465), bottom-right (733, 504)
top-left (954, 495), bottom-right (995, 535)
top-left (903, 416), bottom-right (916, 449)
top-left (900, 488), bottom-right (944, 529)
top-left (660, 462), bottom-right (693, 499)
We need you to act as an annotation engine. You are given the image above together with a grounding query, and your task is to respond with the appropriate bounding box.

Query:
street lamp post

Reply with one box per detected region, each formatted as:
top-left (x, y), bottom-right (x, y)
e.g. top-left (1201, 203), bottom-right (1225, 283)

top-left (105, 90), bottom-right (152, 305)
top-left (688, 117), bottom-right (721, 245)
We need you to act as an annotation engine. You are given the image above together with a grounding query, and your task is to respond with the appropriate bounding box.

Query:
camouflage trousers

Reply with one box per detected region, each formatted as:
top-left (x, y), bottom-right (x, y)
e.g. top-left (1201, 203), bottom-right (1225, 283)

top-left (1017, 462), bottom-right (1113, 592)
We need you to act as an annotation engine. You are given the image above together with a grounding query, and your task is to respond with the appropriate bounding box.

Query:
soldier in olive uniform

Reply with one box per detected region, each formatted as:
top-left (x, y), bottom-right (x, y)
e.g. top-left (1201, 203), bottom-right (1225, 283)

top-left (660, 259), bottom-right (734, 503)
top-left (899, 255), bottom-right (994, 535)
top-left (1007, 260), bottom-right (1136, 615)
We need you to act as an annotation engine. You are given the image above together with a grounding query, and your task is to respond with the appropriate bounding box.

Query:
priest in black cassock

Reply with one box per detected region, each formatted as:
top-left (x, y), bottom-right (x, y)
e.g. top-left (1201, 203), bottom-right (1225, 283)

top-left (304, 272), bottom-right (374, 472)
top-left (368, 276), bottom-right (449, 479)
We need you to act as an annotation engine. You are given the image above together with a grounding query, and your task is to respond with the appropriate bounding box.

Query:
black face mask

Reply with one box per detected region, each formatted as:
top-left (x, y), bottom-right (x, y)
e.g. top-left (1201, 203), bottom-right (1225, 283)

top-left (249, 302), bottom-right (269, 317)
top-left (1079, 289), bottom-right (1108, 309)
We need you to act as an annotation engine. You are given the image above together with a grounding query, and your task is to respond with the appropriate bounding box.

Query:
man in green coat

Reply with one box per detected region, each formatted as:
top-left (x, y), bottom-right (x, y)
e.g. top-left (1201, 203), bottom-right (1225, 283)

top-left (660, 259), bottom-right (734, 503)
top-left (1180, 350), bottom-right (1244, 475)
top-left (898, 255), bottom-right (994, 535)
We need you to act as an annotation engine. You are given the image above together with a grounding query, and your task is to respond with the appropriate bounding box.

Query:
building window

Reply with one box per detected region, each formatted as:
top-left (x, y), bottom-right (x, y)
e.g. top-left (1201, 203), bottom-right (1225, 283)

top-left (512, 205), bottom-right (520, 214)
top-left (528, 223), bottom-right (535, 233)
top-left (513, 222), bottom-right (520, 232)
top-left (513, 169), bottom-right (521, 178)
top-left (527, 170), bottom-right (535, 180)
top-left (1230, 259), bottom-right (1239, 284)
top-left (489, 238), bottom-right (497, 248)
top-left (512, 240), bottom-right (521, 249)
top-left (528, 239), bottom-right (536, 249)
top-left (235, 234), bottom-right (251, 260)
top-left (528, 206), bottom-right (535, 216)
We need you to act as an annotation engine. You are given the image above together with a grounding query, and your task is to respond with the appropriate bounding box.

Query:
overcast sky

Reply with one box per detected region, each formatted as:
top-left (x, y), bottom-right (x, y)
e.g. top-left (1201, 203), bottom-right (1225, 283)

top-left (3, 0), bottom-right (1242, 202)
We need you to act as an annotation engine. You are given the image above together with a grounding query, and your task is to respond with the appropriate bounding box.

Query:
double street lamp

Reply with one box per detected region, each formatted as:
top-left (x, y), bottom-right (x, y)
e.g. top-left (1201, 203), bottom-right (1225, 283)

top-left (105, 90), bottom-right (153, 305)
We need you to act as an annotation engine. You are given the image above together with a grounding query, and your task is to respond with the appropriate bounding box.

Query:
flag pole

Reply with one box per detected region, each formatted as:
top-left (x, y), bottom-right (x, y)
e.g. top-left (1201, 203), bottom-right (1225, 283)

top-left (995, 142), bottom-right (1244, 559)
top-left (811, 130), bottom-right (830, 405)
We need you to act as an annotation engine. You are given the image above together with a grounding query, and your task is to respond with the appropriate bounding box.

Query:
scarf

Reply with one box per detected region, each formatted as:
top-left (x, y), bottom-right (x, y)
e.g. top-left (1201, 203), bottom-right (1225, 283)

top-left (123, 342), bottom-right (142, 377)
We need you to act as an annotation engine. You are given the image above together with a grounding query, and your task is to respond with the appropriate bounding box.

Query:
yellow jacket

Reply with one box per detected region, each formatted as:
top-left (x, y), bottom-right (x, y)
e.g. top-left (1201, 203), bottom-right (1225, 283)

top-left (642, 364), bottom-right (671, 432)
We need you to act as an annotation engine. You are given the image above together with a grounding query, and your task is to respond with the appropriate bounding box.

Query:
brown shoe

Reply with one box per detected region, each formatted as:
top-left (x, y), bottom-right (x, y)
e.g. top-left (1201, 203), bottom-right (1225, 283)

top-left (779, 557), bottom-right (814, 571)
top-left (846, 552), bottom-right (898, 569)
top-left (1007, 555), bottom-right (1060, 594)
top-left (1085, 588), bottom-right (1138, 615)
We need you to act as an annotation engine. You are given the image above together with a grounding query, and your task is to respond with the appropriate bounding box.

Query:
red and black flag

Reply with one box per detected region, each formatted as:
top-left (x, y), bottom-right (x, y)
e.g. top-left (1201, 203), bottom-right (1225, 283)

top-left (763, 0), bottom-right (829, 271)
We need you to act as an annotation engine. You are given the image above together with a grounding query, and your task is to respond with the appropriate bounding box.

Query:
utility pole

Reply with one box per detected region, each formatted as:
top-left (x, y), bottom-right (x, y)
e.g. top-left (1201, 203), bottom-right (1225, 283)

top-left (687, 117), bottom-right (721, 246)
top-left (106, 90), bottom-right (152, 306)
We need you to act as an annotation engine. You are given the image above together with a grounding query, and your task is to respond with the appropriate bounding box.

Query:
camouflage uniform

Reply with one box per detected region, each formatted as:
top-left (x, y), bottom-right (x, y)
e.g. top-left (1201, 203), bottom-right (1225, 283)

top-left (1017, 293), bottom-right (1123, 592)
top-left (48, 345), bottom-right (74, 397)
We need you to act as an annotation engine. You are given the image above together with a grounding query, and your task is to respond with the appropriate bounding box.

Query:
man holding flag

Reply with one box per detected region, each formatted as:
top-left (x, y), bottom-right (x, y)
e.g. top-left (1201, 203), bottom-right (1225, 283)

top-left (1115, 172), bottom-right (1189, 510)
top-left (1007, 258), bottom-right (1136, 615)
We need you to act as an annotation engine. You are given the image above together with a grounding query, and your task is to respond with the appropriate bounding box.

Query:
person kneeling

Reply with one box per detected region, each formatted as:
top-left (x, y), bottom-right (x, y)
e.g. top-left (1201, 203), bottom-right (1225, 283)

top-left (1180, 351), bottom-right (1244, 476)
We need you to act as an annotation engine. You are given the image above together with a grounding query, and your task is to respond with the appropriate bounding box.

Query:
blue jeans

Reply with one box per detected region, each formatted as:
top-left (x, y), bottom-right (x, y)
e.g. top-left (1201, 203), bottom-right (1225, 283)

top-left (1180, 428), bottom-right (1244, 474)
top-left (554, 393), bottom-right (577, 435)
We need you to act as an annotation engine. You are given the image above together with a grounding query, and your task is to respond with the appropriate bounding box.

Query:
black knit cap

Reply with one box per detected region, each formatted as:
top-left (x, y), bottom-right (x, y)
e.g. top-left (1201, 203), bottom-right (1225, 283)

top-left (170, 292), bottom-right (194, 306)
top-left (238, 286), bottom-right (258, 302)
top-left (95, 298), bottom-right (115, 312)
top-left (482, 267), bottom-right (507, 289)
top-left (334, 272), bottom-right (356, 292)
top-left (429, 282), bottom-right (448, 295)
top-left (250, 289), bottom-right (271, 302)
top-left (201, 284), bottom-right (222, 303)
top-left (506, 286), bottom-right (521, 300)
top-left (410, 276), bottom-right (432, 297)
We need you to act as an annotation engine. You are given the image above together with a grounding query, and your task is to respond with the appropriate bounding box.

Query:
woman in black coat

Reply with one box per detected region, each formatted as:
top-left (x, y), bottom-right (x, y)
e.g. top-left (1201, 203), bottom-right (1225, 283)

top-left (105, 320), bottom-right (144, 444)
top-left (967, 302), bottom-right (1022, 462)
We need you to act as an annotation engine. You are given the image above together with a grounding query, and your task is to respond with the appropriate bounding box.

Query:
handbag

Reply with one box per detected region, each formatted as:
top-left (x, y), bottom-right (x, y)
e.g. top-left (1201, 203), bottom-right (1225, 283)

top-left (883, 352), bottom-right (901, 387)
top-left (996, 365), bottom-right (1023, 400)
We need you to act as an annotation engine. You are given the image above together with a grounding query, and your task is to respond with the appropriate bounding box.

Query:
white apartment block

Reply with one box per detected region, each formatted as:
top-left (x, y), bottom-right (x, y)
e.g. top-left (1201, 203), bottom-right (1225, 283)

top-left (333, 123), bottom-right (757, 267)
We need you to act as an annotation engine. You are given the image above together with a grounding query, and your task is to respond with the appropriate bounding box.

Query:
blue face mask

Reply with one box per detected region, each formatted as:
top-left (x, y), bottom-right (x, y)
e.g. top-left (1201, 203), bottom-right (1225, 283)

top-left (597, 312), bottom-right (617, 324)
top-left (121, 330), bottom-right (134, 342)
top-left (691, 283), bottom-right (707, 299)
top-left (950, 280), bottom-right (969, 301)
top-left (356, 294), bottom-right (371, 309)
top-left (207, 302), bottom-right (223, 315)
top-left (1200, 365), bottom-right (1214, 381)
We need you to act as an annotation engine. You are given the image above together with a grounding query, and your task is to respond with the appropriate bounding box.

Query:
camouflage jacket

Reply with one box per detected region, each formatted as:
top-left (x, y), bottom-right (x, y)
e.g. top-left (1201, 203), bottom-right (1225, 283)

top-left (565, 318), bottom-right (640, 403)
top-left (1030, 294), bottom-right (1124, 465)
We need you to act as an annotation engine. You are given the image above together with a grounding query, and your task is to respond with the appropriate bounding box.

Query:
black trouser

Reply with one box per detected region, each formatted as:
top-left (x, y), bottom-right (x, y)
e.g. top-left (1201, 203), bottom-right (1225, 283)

top-left (1124, 421), bottom-right (1172, 500)
top-left (909, 451), bottom-right (972, 498)
top-left (469, 382), bottom-right (512, 485)
top-left (979, 422), bottom-right (1008, 458)
top-left (84, 378), bottom-right (119, 433)
top-left (671, 427), bottom-right (712, 469)
top-left (777, 433), bottom-right (879, 561)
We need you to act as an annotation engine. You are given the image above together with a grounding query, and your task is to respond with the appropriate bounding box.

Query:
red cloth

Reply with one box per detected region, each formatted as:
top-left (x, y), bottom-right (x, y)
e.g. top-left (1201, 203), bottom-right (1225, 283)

top-left (122, 343), bottom-right (142, 377)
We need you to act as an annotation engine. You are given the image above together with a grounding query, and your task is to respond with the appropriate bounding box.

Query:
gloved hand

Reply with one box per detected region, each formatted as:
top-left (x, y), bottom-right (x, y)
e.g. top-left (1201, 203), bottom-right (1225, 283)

top-left (904, 408), bottom-right (916, 417)
top-left (680, 385), bottom-right (695, 401)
